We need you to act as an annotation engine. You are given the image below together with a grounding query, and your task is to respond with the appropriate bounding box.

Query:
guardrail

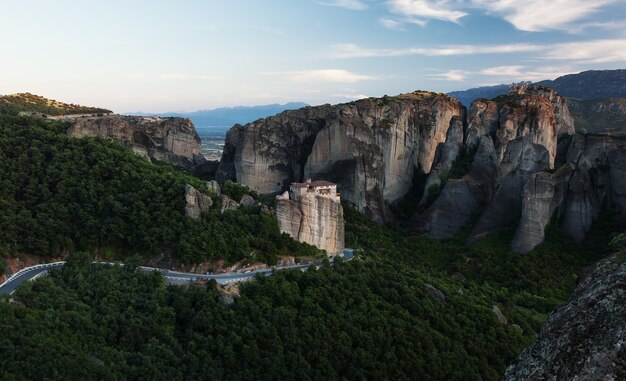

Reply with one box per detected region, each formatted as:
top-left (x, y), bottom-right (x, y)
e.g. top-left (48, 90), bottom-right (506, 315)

top-left (0, 250), bottom-right (355, 292)
top-left (0, 262), bottom-right (65, 290)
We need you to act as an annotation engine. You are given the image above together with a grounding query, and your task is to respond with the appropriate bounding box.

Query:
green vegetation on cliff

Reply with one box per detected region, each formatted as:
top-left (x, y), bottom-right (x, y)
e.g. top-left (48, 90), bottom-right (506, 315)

top-left (0, 93), bottom-right (112, 116)
top-left (0, 115), bottom-right (318, 268)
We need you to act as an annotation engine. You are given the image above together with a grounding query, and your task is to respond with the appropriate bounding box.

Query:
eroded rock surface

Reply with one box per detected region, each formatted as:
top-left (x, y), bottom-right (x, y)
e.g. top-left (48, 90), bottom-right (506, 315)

top-left (68, 115), bottom-right (204, 169)
top-left (275, 181), bottom-right (345, 255)
top-left (503, 254), bottom-right (626, 380)
top-left (217, 92), bottom-right (464, 222)
top-left (184, 184), bottom-right (213, 219)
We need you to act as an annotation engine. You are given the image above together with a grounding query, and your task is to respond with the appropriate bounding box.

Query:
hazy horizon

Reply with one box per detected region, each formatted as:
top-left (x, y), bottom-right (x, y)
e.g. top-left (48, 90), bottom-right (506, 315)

top-left (2, 0), bottom-right (624, 113)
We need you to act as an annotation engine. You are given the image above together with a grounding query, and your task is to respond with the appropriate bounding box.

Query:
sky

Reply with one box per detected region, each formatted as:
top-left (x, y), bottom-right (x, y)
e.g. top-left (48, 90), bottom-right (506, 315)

top-left (1, 0), bottom-right (625, 113)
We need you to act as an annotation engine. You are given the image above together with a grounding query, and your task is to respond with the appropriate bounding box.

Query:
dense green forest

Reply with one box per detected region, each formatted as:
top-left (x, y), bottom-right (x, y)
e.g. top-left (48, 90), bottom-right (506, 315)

top-left (0, 115), bottom-right (319, 269)
top-left (0, 114), bottom-right (621, 380)
top-left (1, 253), bottom-right (521, 381)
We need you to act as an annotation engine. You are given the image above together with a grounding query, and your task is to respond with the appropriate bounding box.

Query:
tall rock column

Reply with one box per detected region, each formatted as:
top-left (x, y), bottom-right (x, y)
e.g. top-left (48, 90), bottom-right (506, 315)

top-left (275, 180), bottom-right (345, 255)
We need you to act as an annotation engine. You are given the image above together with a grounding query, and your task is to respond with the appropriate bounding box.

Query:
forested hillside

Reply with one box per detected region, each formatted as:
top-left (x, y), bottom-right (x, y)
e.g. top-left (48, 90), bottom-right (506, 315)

top-left (0, 93), bottom-right (111, 116)
top-left (0, 115), bottom-right (318, 271)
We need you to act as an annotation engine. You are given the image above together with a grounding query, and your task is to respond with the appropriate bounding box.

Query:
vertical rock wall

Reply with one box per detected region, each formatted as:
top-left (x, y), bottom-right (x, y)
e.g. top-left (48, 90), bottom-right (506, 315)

top-left (275, 190), bottom-right (345, 255)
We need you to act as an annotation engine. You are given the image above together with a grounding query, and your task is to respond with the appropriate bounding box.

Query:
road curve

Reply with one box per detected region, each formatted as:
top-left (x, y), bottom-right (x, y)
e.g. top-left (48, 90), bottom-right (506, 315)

top-left (0, 262), bottom-right (309, 296)
top-left (0, 249), bottom-right (355, 296)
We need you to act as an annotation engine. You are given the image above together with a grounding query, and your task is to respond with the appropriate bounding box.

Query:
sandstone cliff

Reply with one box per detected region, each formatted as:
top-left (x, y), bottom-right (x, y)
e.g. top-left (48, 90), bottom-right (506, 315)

top-left (219, 85), bottom-right (626, 252)
top-left (217, 92), bottom-right (465, 222)
top-left (275, 183), bottom-right (345, 255)
top-left (414, 84), bottom-right (626, 252)
top-left (503, 253), bottom-right (626, 380)
top-left (68, 115), bottom-right (204, 169)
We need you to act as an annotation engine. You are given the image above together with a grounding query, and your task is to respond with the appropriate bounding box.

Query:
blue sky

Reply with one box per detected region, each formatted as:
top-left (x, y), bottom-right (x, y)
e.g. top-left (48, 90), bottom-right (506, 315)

top-left (1, 0), bottom-right (625, 112)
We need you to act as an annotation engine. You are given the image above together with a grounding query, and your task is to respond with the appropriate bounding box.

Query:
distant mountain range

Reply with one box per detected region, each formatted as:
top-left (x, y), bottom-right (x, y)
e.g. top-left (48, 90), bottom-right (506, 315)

top-left (130, 102), bottom-right (308, 131)
top-left (448, 69), bottom-right (626, 107)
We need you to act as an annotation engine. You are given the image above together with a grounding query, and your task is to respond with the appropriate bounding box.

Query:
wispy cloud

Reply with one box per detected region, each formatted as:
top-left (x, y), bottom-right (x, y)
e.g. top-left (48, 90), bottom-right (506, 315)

top-left (431, 65), bottom-right (576, 82)
top-left (379, 18), bottom-right (406, 30)
top-left (387, 0), bottom-right (467, 25)
top-left (318, 0), bottom-right (368, 10)
top-left (331, 38), bottom-right (626, 64)
top-left (431, 70), bottom-right (468, 81)
top-left (330, 42), bottom-right (542, 58)
top-left (274, 69), bottom-right (378, 83)
top-left (471, 0), bottom-right (617, 32)
top-left (544, 39), bottom-right (626, 63)
top-left (381, 0), bottom-right (619, 32)
top-left (331, 93), bottom-right (370, 100)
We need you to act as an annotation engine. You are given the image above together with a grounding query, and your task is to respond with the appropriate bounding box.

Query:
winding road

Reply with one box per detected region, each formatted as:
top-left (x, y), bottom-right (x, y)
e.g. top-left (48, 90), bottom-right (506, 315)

top-left (0, 249), bottom-right (354, 295)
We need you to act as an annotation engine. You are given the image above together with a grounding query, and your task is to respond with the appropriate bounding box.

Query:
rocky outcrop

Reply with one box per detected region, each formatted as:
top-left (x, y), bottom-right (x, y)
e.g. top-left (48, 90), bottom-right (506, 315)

top-left (413, 135), bottom-right (498, 240)
top-left (503, 254), bottom-right (626, 380)
top-left (413, 84), bottom-right (626, 251)
top-left (68, 115), bottom-right (204, 169)
top-left (184, 184), bottom-right (213, 219)
top-left (220, 195), bottom-right (240, 214)
top-left (511, 134), bottom-right (626, 252)
top-left (219, 84), bottom-right (625, 252)
top-left (275, 182), bottom-right (345, 255)
top-left (217, 92), bottom-right (465, 222)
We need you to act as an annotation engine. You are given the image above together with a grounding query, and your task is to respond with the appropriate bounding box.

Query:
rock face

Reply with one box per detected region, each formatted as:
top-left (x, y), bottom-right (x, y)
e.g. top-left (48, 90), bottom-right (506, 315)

top-left (219, 85), bottom-right (626, 252)
top-left (220, 195), bottom-right (240, 214)
top-left (503, 254), bottom-right (626, 380)
top-left (275, 180), bottom-right (345, 255)
top-left (184, 184), bottom-right (213, 219)
top-left (68, 115), bottom-right (204, 169)
top-left (413, 84), bottom-right (626, 252)
top-left (217, 92), bottom-right (465, 222)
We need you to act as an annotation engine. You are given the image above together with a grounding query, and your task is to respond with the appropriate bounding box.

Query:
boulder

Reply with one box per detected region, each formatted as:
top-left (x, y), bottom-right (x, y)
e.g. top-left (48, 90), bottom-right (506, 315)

top-left (184, 184), bottom-right (213, 219)
top-left (426, 284), bottom-right (446, 302)
top-left (220, 195), bottom-right (240, 214)
top-left (492, 305), bottom-right (508, 325)
top-left (205, 180), bottom-right (221, 196)
top-left (239, 194), bottom-right (256, 207)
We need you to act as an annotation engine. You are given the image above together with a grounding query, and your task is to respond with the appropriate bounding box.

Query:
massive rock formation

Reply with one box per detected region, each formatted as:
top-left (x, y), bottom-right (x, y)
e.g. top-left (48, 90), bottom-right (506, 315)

top-left (503, 253), bottom-right (626, 380)
top-left (275, 180), bottom-right (345, 255)
top-left (219, 84), bottom-right (626, 252)
top-left (68, 115), bottom-right (204, 169)
top-left (217, 92), bottom-right (465, 222)
top-left (414, 84), bottom-right (626, 252)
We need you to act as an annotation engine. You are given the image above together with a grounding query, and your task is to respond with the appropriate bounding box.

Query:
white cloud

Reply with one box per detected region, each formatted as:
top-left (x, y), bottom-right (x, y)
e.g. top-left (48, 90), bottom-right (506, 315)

top-left (285, 69), bottom-right (377, 83)
top-left (477, 65), bottom-right (577, 82)
top-left (381, 0), bottom-right (618, 32)
top-left (379, 18), bottom-right (405, 30)
top-left (331, 38), bottom-right (626, 64)
top-left (318, 0), bottom-right (368, 10)
top-left (331, 93), bottom-right (370, 100)
top-left (431, 70), bottom-right (468, 81)
top-left (471, 0), bottom-right (617, 32)
top-left (545, 39), bottom-right (626, 63)
top-left (387, 0), bottom-right (467, 24)
top-left (479, 65), bottom-right (524, 77)
top-left (330, 42), bottom-right (542, 58)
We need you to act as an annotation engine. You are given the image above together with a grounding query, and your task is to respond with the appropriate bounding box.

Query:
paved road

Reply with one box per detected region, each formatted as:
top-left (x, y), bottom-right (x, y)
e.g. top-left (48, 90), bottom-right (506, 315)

top-left (0, 249), bottom-right (355, 296)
